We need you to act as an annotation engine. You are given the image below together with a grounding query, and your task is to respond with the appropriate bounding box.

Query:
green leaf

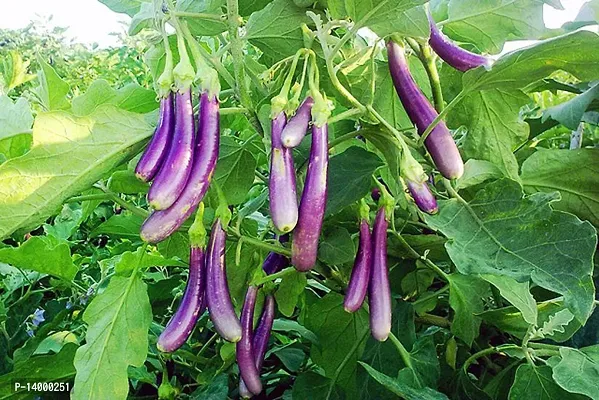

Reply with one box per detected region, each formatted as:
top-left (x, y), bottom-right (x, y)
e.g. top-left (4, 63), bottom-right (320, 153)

top-left (245, 0), bottom-right (312, 63)
top-left (480, 299), bottom-right (580, 342)
top-left (533, 309), bottom-right (575, 340)
top-left (190, 373), bottom-right (229, 400)
top-left (33, 331), bottom-right (78, 355)
top-left (552, 346), bottom-right (599, 399)
top-left (72, 80), bottom-right (159, 116)
top-left (482, 274), bottom-right (537, 325)
top-left (521, 149), bottom-right (599, 227)
top-left (425, 179), bottom-right (597, 324)
top-left (91, 214), bottom-right (145, 239)
top-left (114, 247), bottom-right (186, 276)
top-left (275, 271), bottom-right (307, 317)
top-left (326, 146), bottom-right (384, 216)
top-left (448, 273), bottom-right (488, 345)
top-left (509, 364), bottom-right (576, 400)
top-left (213, 136), bottom-right (257, 205)
top-left (543, 82), bottom-right (599, 130)
top-left (129, 2), bottom-right (156, 35)
top-left (328, 0), bottom-right (429, 37)
top-left (0, 96), bottom-right (33, 141)
top-left (0, 106), bottom-right (154, 240)
top-left (462, 31), bottom-right (599, 93)
top-left (0, 236), bottom-right (78, 281)
top-left (304, 293), bottom-right (369, 397)
top-left (442, 0), bottom-right (546, 54)
top-left (0, 50), bottom-right (35, 94)
top-left (108, 169), bottom-right (150, 194)
top-left (318, 227), bottom-right (356, 265)
top-left (449, 88), bottom-right (530, 179)
top-left (35, 57), bottom-right (70, 111)
top-left (292, 372), bottom-right (343, 400)
top-left (359, 362), bottom-right (449, 400)
top-left (457, 159), bottom-right (503, 190)
top-left (72, 273), bottom-right (152, 400)
top-left (98, 0), bottom-right (150, 17)
top-left (158, 231), bottom-right (190, 261)
top-left (177, 0), bottom-right (228, 36)
top-left (0, 343), bottom-right (77, 400)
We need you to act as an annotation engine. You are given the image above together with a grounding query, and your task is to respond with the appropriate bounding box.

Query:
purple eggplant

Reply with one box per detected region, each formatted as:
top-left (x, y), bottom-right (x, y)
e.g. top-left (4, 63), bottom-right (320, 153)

top-left (344, 219), bottom-right (372, 312)
top-left (157, 245), bottom-right (205, 352)
top-left (280, 97), bottom-right (314, 148)
top-left (147, 89), bottom-right (195, 209)
top-left (236, 286), bottom-right (263, 396)
top-left (270, 112), bottom-right (299, 233)
top-left (291, 123), bottom-right (328, 272)
top-left (262, 236), bottom-right (290, 275)
top-left (428, 13), bottom-right (492, 72)
top-left (239, 294), bottom-right (276, 398)
top-left (387, 40), bottom-right (464, 180)
top-left (140, 92), bottom-right (220, 244)
top-left (135, 93), bottom-right (175, 182)
top-left (205, 219), bottom-right (242, 342)
top-left (369, 207), bottom-right (391, 341)
top-left (406, 180), bottom-right (438, 214)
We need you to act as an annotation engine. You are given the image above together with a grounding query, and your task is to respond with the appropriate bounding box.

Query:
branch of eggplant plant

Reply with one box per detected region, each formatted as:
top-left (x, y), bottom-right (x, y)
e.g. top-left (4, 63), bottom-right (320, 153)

top-left (406, 38), bottom-right (445, 113)
top-left (226, 0), bottom-right (253, 109)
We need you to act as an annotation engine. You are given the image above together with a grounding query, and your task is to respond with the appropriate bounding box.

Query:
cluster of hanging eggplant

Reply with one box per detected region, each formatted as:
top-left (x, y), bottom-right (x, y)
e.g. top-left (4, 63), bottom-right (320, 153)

top-left (136, 9), bottom-right (491, 397)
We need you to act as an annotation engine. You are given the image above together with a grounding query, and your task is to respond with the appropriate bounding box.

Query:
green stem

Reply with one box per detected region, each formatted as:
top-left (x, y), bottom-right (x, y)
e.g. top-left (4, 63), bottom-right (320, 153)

top-left (416, 313), bottom-right (450, 328)
top-left (389, 230), bottom-right (449, 282)
top-left (226, 0), bottom-right (252, 109)
top-left (232, 234), bottom-right (292, 257)
top-left (328, 129), bottom-right (360, 150)
top-left (252, 266), bottom-right (296, 286)
top-left (326, 329), bottom-right (369, 400)
top-left (327, 108), bottom-right (362, 125)
top-left (197, 333), bottom-right (219, 357)
top-left (527, 342), bottom-right (561, 351)
top-left (389, 332), bottom-right (413, 369)
top-left (418, 91), bottom-right (465, 146)
top-left (412, 285), bottom-right (449, 306)
top-left (418, 43), bottom-right (444, 112)
top-left (66, 194), bottom-right (111, 203)
top-left (219, 107), bottom-right (248, 115)
top-left (173, 11), bottom-right (226, 21)
top-left (462, 347), bottom-right (499, 372)
top-left (366, 105), bottom-right (418, 148)
top-left (106, 193), bottom-right (149, 218)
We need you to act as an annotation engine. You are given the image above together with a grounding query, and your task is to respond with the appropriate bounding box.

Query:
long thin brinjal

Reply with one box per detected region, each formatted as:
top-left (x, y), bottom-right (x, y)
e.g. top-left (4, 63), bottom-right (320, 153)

top-left (147, 89), bottom-right (195, 210)
top-left (406, 180), bottom-right (438, 214)
top-left (239, 294), bottom-right (276, 398)
top-left (369, 207), bottom-right (391, 341)
top-left (344, 218), bottom-right (372, 312)
top-left (292, 123), bottom-right (328, 271)
top-left (140, 92), bottom-right (219, 244)
top-left (206, 219), bottom-right (242, 342)
top-left (270, 112), bottom-right (298, 233)
top-left (157, 245), bottom-right (205, 352)
top-left (135, 93), bottom-right (175, 182)
top-left (387, 40), bottom-right (464, 180)
top-left (428, 13), bottom-right (491, 72)
top-left (280, 96), bottom-right (313, 148)
top-left (236, 286), bottom-right (262, 396)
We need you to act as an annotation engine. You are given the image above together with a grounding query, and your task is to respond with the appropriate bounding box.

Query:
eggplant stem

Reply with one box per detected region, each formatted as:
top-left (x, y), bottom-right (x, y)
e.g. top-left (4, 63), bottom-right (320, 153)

top-left (389, 230), bottom-right (450, 282)
top-left (173, 11), bottom-right (226, 21)
top-left (388, 332), bottom-right (413, 369)
top-left (226, 0), bottom-right (253, 110)
top-left (325, 329), bottom-right (369, 400)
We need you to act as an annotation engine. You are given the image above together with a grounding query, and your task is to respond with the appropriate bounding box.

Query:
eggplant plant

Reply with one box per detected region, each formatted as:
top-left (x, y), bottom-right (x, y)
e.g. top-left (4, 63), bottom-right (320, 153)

top-left (1, 1), bottom-right (598, 400)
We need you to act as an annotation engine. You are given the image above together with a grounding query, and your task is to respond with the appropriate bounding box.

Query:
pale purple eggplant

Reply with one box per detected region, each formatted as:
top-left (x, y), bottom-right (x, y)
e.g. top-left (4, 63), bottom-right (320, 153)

top-left (140, 92), bottom-right (220, 244)
top-left (157, 245), bottom-right (205, 352)
top-left (406, 180), bottom-right (438, 214)
top-left (387, 40), bottom-right (464, 180)
top-left (291, 123), bottom-right (328, 271)
top-left (205, 219), bottom-right (242, 342)
top-left (344, 219), bottom-right (372, 312)
top-left (270, 112), bottom-right (299, 233)
top-left (428, 14), bottom-right (492, 72)
top-left (236, 286), bottom-right (262, 396)
top-left (280, 97), bottom-right (314, 148)
top-left (262, 235), bottom-right (290, 275)
top-left (148, 89), bottom-right (195, 209)
top-left (239, 294), bottom-right (276, 399)
top-left (135, 93), bottom-right (175, 182)
top-left (369, 207), bottom-right (391, 341)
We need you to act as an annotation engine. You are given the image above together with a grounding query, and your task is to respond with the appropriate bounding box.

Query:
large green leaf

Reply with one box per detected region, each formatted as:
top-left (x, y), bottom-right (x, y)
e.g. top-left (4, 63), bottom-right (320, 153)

top-left (543, 82), bottom-right (599, 130)
top-left (177, 0), bottom-right (228, 36)
top-left (448, 273), bottom-right (488, 346)
top-left (91, 214), bottom-right (145, 239)
top-left (0, 236), bottom-right (78, 281)
top-left (0, 343), bottom-right (77, 400)
top-left (442, 0), bottom-right (546, 53)
top-left (72, 272), bottom-right (152, 400)
top-left (35, 57), bottom-right (70, 111)
top-left (213, 136), bottom-right (258, 205)
top-left (326, 146), bottom-right (384, 216)
top-left (71, 80), bottom-right (159, 116)
top-left (98, 0), bottom-right (150, 16)
top-left (275, 270), bottom-right (307, 317)
top-left (0, 51), bottom-right (35, 95)
top-left (425, 179), bottom-right (597, 324)
top-left (448, 88), bottom-right (530, 179)
top-left (304, 293), bottom-right (369, 397)
top-left (328, 0), bottom-right (429, 37)
top-left (462, 31), bottom-right (599, 93)
top-left (245, 0), bottom-right (313, 63)
top-left (482, 274), bottom-right (537, 325)
top-left (552, 346), bottom-right (599, 399)
top-left (0, 106), bottom-right (154, 240)
top-left (521, 149), bottom-right (599, 227)
top-left (509, 364), bottom-right (577, 400)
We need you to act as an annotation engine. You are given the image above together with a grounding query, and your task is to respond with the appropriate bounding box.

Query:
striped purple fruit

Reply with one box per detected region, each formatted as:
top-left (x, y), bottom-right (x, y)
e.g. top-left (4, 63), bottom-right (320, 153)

top-left (369, 207), bottom-right (391, 341)
top-left (344, 219), bottom-right (373, 312)
top-left (280, 97), bottom-right (313, 148)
